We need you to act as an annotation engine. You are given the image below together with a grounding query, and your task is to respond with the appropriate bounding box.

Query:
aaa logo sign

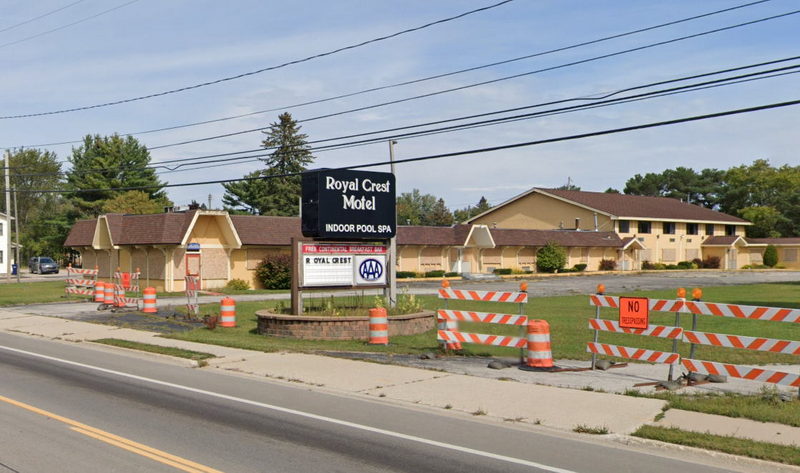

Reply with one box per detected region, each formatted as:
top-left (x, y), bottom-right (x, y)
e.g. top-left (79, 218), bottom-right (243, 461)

top-left (619, 297), bottom-right (649, 329)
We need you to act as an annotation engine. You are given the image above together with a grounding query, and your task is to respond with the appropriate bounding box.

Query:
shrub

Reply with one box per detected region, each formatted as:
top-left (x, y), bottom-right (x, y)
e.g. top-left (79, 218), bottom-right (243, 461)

top-left (444, 272), bottom-right (459, 277)
top-left (598, 259), bottom-right (616, 271)
top-left (225, 278), bottom-right (251, 291)
top-left (396, 271), bottom-right (417, 279)
top-left (536, 242), bottom-right (567, 273)
top-left (665, 264), bottom-right (679, 270)
top-left (676, 261), bottom-right (694, 270)
top-left (255, 254), bottom-right (292, 289)
top-left (691, 258), bottom-right (703, 268)
top-left (701, 256), bottom-right (721, 269)
top-left (763, 244), bottom-right (778, 268)
top-left (572, 263), bottom-right (587, 272)
top-left (424, 270), bottom-right (446, 278)
top-left (493, 268), bottom-right (512, 275)
top-left (641, 260), bottom-right (656, 270)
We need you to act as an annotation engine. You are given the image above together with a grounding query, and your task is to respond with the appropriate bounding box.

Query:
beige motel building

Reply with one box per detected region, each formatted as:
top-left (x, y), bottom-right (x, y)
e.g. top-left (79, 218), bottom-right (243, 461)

top-left (64, 188), bottom-right (800, 290)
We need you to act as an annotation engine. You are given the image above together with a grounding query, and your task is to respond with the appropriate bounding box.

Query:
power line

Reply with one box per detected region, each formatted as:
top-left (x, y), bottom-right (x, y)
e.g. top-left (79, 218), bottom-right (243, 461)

top-left (0, 0), bottom-right (515, 120)
top-left (142, 9), bottom-right (800, 151)
top-left (3, 0), bottom-right (770, 150)
top-left (0, 0), bottom-right (85, 35)
top-left (0, 1), bottom-right (139, 50)
top-left (8, 57), bottom-right (798, 176)
top-left (8, 98), bottom-right (800, 193)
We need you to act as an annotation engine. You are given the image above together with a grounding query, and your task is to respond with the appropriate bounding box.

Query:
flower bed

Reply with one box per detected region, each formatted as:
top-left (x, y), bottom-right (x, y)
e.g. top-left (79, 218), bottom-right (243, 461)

top-left (255, 310), bottom-right (435, 340)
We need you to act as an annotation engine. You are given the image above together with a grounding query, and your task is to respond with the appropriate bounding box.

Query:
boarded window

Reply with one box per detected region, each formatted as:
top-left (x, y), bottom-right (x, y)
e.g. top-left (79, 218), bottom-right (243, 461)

top-left (639, 249), bottom-right (653, 261)
top-left (685, 249), bottom-right (700, 261)
top-left (482, 249), bottom-right (502, 265)
top-left (518, 248), bottom-right (535, 265)
top-left (662, 249), bottom-right (676, 262)
top-left (783, 248), bottom-right (798, 262)
top-left (750, 252), bottom-right (763, 264)
top-left (420, 247), bottom-right (442, 267)
top-left (581, 248), bottom-right (590, 263)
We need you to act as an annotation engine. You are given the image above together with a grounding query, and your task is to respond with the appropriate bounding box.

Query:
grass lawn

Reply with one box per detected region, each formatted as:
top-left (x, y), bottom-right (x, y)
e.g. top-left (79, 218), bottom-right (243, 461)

top-left (92, 338), bottom-right (215, 361)
top-left (0, 280), bottom-right (90, 306)
top-left (166, 283), bottom-right (800, 365)
top-left (633, 425), bottom-right (800, 466)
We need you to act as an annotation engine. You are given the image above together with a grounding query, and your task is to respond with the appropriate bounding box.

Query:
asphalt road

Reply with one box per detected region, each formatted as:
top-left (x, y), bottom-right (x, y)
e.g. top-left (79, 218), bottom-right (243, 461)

top-left (0, 333), bottom-right (763, 473)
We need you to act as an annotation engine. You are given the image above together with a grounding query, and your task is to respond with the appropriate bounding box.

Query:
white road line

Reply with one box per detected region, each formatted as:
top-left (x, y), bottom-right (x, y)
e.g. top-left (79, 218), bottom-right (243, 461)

top-left (0, 343), bottom-right (577, 473)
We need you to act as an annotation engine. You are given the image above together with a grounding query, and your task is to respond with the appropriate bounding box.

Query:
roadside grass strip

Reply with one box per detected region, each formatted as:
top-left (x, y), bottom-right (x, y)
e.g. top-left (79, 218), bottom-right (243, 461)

top-left (0, 280), bottom-right (89, 306)
top-left (92, 339), bottom-right (215, 361)
top-left (625, 389), bottom-right (800, 427)
top-left (633, 425), bottom-right (800, 466)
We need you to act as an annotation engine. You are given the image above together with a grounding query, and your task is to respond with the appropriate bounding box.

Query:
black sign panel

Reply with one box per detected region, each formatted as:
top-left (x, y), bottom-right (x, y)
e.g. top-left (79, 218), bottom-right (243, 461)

top-left (302, 169), bottom-right (396, 239)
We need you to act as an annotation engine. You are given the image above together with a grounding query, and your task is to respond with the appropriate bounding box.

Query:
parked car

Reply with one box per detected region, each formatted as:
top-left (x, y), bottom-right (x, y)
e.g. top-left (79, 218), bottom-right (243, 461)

top-left (29, 256), bottom-right (59, 274)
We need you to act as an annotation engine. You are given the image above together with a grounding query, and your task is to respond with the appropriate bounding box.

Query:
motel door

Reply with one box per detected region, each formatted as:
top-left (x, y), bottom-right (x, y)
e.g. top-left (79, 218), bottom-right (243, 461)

top-left (186, 253), bottom-right (201, 279)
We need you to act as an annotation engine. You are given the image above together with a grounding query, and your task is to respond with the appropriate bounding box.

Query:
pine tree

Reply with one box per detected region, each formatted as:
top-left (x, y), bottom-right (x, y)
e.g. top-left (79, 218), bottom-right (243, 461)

top-left (66, 134), bottom-right (166, 217)
top-left (222, 112), bottom-right (314, 216)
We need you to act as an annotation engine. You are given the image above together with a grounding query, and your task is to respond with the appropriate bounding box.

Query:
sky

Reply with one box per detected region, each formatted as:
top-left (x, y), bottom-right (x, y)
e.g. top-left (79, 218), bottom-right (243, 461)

top-left (1, 0), bottom-right (798, 212)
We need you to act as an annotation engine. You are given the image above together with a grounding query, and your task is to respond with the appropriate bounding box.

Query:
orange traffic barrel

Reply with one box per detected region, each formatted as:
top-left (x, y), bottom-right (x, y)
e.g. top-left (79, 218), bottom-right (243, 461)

top-left (103, 283), bottom-right (115, 305)
top-left (524, 319), bottom-right (554, 369)
top-left (114, 286), bottom-right (126, 307)
top-left (368, 307), bottom-right (389, 345)
top-left (220, 297), bottom-right (236, 327)
top-left (142, 287), bottom-right (157, 313)
top-left (94, 281), bottom-right (105, 302)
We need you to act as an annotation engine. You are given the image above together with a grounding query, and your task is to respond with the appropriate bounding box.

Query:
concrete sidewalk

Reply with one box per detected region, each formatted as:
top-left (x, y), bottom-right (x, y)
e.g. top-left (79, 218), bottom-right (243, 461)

top-left (1, 307), bottom-right (798, 451)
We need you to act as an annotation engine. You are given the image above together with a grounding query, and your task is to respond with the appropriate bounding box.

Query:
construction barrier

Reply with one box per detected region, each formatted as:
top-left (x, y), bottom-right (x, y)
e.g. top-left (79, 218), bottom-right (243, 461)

top-left (185, 276), bottom-right (200, 318)
top-left (679, 289), bottom-right (800, 393)
top-left (219, 297), bottom-right (236, 328)
top-left (368, 307), bottom-right (388, 345)
top-left (525, 319), bottom-right (554, 369)
top-left (142, 287), bottom-right (157, 314)
top-left (65, 265), bottom-right (98, 299)
top-left (94, 281), bottom-right (105, 303)
top-left (588, 285), bottom-right (685, 380)
top-left (437, 280), bottom-right (528, 361)
top-left (112, 269), bottom-right (141, 309)
top-left (589, 284), bottom-right (800, 394)
top-left (103, 283), bottom-right (115, 305)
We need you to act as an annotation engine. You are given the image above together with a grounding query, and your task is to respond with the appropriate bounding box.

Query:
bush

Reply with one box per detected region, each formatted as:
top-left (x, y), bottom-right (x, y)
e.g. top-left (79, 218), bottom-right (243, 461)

top-left (665, 264), bottom-right (679, 270)
top-left (702, 256), bottom-right (721, 269)
top-left (691, 258), bottom-right (703, 268)
top-left (225, 278), bottom-right (250, 291)
top-left (598, 259), bottom-right (616, 271)
top-left (676, 261), bottom-right (694, 270)
top-left (396, 271), bottom-right (417, 279)
top-left (424, 270), bottom-right (446, 278)
top-left (255, 254), bottom-right (292, 289)
top-left (493, 268), bottom-right (512, 275)
top-left (763, 244), bottom-right (778, 268)
top-left (572, 263), bottom-right (587, 272)
top-left (641, 260), bottom-right (656, 270)
top-left (444, 272), bottom-right (459, 277)
top-left (536, 242), bottom-right (567, 273)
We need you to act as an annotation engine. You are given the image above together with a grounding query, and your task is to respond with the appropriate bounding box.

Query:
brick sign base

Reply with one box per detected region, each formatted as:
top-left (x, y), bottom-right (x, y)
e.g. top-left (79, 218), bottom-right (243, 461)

top-left (256, 311), bottom-right (434, 341)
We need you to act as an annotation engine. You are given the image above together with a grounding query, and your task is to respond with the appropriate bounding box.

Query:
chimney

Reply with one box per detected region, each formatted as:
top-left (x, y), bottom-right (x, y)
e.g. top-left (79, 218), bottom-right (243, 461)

top-left (575, 218), bottom-right (581, 230)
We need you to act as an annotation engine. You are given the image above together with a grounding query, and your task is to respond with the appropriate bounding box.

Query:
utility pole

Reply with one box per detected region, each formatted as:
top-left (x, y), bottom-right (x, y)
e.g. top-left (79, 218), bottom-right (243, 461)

top-left (4, 151), bottom-right (10, 281)
top-left (384, 140), bottom-right (398, 308)
top-left (13, 186), bottom-right (20, 283)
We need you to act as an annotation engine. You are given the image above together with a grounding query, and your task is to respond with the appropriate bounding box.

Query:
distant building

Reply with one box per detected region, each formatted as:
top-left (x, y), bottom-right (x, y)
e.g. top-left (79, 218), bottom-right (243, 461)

top-left (0, 212), bottom-right (11, 275)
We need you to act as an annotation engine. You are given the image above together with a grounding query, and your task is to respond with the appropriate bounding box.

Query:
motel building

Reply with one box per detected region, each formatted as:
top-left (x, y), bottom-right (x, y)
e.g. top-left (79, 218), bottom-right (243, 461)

top-left (64, 188), bottom-right (800, 290)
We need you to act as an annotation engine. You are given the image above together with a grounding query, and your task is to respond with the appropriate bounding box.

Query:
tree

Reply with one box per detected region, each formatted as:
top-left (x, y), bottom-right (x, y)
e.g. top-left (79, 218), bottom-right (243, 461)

top-left (623, 166), bottom-right (724, 208)
top-left (396, 189), bottom-right (453, 226)
top-left (762, 244), bottom-right (778, 268)
top-left (102, 190), bottom-right (172, 214)
top-left (223, 113), bottom-right (314, 216)
top-left (536, 242), bottom-right (567, 273)
top-left (739, 206), bottom-right (787, 238)
top-left (66, 134), bottom-right (166, 217)
top-left (453, 196), bottom-right (491, 222)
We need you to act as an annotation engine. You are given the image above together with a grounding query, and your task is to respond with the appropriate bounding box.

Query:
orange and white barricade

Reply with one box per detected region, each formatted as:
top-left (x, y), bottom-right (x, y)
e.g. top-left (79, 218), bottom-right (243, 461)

top-left (437, 281), bottom-right (529, 361)
top-left (142, 287), bottom-right (157, 314)
top-left (65, 265), bottom-right (99, 300)
top-left (185, 276), bottom-right (200, 318)
top-left (220, 297), bottom-right (236, 327)
top-left (681, 359), bottom-right (800, 388)
top-left (111, 268), bottom-right (141, 310)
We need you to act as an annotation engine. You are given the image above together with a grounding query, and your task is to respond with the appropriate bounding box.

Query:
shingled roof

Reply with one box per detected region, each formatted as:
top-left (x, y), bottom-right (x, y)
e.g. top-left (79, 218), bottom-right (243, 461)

top-left (539, 188), bottom-right (748, 223)
top-left (491, 228), bottom-right (623, 247)
top-left (230, 215), bottom-right (303, 245)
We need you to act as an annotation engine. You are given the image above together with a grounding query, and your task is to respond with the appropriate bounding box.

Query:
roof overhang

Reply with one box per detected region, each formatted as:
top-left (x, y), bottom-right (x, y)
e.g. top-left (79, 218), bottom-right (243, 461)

top-left (91, 215), bottom-right (115, 250)
top-left (463, 225), bottom-right (495, 248)
top-left (621, 238), bottom-right (646, 251)
top-left (702, 235), bottom-right (749, 247)
top-left (180, 211), bottom-right (242, 249)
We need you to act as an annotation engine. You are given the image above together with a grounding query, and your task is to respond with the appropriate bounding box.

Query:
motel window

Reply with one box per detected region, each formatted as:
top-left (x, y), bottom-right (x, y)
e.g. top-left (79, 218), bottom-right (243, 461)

top-left (637, 221), bottom-right (651, 234)
top-left (662, 222), bottom-right (676, 234)
top-left (725, 225), bottom-right (736, 236)
top-left (705, 224), bottom-right (715, 235)
top-left (686, 223), bottom-right (698, 235)
top-left (618, 220), bottom-right (630, 233)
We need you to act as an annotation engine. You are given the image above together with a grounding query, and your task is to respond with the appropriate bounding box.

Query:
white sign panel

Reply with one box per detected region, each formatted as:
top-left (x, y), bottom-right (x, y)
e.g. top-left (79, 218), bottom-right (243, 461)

top-left (354, 255), bottom-right (386, 286)
top-left (302, 253), bottom-right (354, 287)
top-left (301, 243), bottom-right (387, 287)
